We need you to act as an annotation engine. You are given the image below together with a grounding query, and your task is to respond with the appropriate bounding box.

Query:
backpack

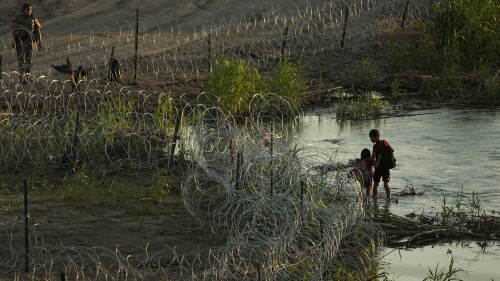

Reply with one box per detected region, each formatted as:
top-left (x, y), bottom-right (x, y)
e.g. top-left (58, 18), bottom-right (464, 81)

top-left (379, 144), bottom-right (396, 169)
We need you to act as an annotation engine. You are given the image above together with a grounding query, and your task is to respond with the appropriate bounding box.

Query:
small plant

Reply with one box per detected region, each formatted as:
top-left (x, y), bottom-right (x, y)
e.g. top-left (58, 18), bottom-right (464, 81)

top-left (423, 258), bottom-right (464, 281)
top-left (337, 91), bottom-right (391, 120)
top-left (57, 167), bottom-right (131, 204)
top-left (202, 57), bottom-right (305, 116)
top-left (349, 58), bottom-right (380, 88)
top-left (143, 171), bottom-right (176, 203)
top-left (390, 79), bottom-right (406, 100)
top-left (263, 59), bottom-right (306, 109)
top-left (154, 93), bottom-right (178, 138)
top-left (127, 202), bottom-right (155, 216)
top-left (483, 74), bottom-right (500, 101)
top-left (202, 57), bottom-right (261, 114)
top-left (437, 187), bottom-right (488, 231)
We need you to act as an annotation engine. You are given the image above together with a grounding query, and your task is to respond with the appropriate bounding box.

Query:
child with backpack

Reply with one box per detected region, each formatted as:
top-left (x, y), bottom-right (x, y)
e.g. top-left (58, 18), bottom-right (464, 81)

top-left (369, 129), bottom-right (396, 199)
top-left (351, 148), bottom-right (374, 197)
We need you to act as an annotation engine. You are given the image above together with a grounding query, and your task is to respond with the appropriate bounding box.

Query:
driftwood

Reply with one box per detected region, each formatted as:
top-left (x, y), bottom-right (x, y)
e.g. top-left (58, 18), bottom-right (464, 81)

top-left (371, 210), bottom-right (500, 248)
top-left (407, 228), bottom-right (447, 243)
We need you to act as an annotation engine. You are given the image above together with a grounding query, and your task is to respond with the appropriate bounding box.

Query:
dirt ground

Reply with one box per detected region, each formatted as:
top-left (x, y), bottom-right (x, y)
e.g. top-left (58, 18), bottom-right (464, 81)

top-left (0, 166), bottom-right (222, 273)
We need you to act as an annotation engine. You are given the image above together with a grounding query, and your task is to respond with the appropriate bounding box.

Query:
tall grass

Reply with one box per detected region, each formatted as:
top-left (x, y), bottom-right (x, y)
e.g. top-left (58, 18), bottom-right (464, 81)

top-left (437, 187), bottom-right (490, 232)
top-left (389, 0), bottom-right (500, 103)
top-left (423, 258), bottom-right (464, 281)
top-left (429, 0), bottom-right (499, 71)
top-left (202, 58), bottom-right (305, 116)
top-left (349, 59), bottom-right (380, 89)
top-left (337, 92), bottom-right (391, 120)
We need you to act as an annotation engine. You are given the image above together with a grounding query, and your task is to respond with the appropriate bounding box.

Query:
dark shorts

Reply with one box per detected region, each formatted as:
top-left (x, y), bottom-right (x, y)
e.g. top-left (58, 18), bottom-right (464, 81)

top-left (373, 168), bottom-right (390, 183)
top-left (363, 179), bottom-right (372, 189)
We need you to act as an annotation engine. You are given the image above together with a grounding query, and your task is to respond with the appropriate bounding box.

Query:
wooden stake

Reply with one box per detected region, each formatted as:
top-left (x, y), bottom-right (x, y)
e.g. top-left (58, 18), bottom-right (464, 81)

top-left (401, 1), bottom-right (410, 29)
top-left (280, 26), bottom-right (289, 60)
top-left (341, 6), bottom-right (349, 48)
top-left (168, 111), bottom-right (181, 168)
top-left (270, 124), bottom-right (274, 197)
top-left (208, 34), bottom-right (212, 72)
top-left (133, 9), bottom-right (139, 83)
top-left (24, 180), bottom-right (29, 273)
top-left (71, 111), bottom-right (80, 165)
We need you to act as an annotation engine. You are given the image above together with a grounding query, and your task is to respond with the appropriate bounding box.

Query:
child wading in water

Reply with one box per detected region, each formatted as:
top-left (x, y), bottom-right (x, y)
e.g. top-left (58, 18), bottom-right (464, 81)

top-left (369, 129), bottom-right (393, 198)
top-left (351, 148), bottom-right (374, 197)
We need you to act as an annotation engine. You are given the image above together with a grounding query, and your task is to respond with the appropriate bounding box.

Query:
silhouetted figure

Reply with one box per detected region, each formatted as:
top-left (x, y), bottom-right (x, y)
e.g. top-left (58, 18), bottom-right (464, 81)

top-left (107, 57), bottom-right (124, 84)
top-left (11, 3), bottom-right (43, 83)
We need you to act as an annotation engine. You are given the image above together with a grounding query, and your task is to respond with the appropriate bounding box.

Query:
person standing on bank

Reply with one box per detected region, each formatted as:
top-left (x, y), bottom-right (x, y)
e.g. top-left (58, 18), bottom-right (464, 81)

top-left (11, 3), bottom-right (42, 82)
top-left (369, 129), bottom-right (393, 198)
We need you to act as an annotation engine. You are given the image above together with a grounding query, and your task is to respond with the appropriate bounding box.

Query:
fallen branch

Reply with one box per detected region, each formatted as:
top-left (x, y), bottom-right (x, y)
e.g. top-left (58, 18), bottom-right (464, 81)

top-left (407, 228), bottom-right (447, 243)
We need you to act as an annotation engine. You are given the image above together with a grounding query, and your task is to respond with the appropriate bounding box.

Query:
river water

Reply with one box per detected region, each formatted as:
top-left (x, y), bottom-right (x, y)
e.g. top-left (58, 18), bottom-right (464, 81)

top-left (296, 107), bottom-right (500, 279)
top-left (296, 107), bottom-right (500, 217)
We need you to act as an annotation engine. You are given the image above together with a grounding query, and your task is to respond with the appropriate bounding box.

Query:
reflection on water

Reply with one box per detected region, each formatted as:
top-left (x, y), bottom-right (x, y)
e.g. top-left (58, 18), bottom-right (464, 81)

top-left (383, 241), bottom-right (500, 280)
top-left (296, 108), bottom-right (500, 217)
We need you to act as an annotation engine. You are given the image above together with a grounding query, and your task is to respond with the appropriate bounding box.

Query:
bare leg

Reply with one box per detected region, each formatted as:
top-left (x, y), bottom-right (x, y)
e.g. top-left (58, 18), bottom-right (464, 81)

top-left (384, 181), bottom-right (391, 198)
top-left (372, 182), bottom-right (379, 197)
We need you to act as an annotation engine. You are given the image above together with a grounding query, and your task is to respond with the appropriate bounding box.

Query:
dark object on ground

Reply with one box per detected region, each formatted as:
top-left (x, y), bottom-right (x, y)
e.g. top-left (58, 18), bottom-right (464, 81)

top-left (51, 57), bottom-right (91, 90)
top-left (107, 57), bottom-right (124, 84)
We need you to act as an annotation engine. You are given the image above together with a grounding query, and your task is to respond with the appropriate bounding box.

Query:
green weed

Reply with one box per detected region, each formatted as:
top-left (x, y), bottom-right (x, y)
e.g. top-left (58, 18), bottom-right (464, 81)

top-left (337, 92), bottom-right (391, 120)
top-left (127, 202), bottom-right (155, 216)
top-left (57, 167), bottom-right (132, 204)
top-left (349, 59), bottom-right (380, 88)
top-left (388, 0), bottom-right (500, 104)
top-left (202, 58), bottom-right (305, 115)
top-left (143, 171), bottom-right (178, 203)
top-left (429, 0), bottom-right (500, 71)
top-left (423, 257), bottom-right (464, 281)
top-left (437, 187), bottom-right (488, 231)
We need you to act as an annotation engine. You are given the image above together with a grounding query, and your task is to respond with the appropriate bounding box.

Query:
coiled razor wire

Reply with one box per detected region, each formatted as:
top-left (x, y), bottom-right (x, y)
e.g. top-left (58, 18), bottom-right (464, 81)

top-left (0, 85), bottom-right (186, 174)
top-left (1, 114), bottom-right (384, 280)
top-left (180, 109), bottom-right (384, 280)
top-left (1, 0), bottom-right (432, 85)
top-left (0, 219), bottom-right (213, 280)
top-left (0, 85), bottom-right (306, 175)
top-left (0, 0), bottom-right (428, 279)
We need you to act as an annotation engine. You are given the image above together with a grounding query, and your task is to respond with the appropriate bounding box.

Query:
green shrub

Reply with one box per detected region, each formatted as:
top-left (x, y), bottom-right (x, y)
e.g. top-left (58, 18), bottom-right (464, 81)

top-left (388, 0), bottom-right (500, 104)
top-left (202, 57), bottom-right (261, 114)
top-left (264, 60), bottom-right (306, 106)
top-left (349, 59), bottom-right (380, 88)
top-left (336, 92), bottom-right (390, 120)
top-left (202, 58), bottom-right (305, 115)
top-left (388, 41), bottom-right (444, 74)
top-left (429, 0), bottom-right (500, 71)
